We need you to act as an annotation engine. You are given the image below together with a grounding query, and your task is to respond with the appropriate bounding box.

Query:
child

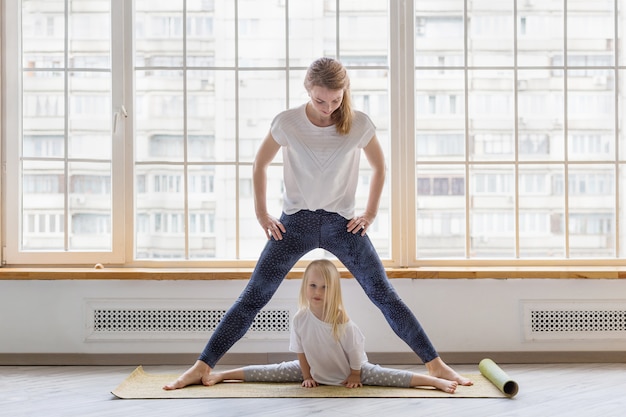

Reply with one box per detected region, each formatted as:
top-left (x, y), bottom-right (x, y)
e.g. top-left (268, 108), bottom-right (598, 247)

top-left (204, 259), bottom-right (458, 393)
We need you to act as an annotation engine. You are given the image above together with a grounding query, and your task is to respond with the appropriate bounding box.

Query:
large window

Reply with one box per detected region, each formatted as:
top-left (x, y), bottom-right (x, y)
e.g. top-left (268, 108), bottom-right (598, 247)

top-left (2, 0), bottom-right (626, 267)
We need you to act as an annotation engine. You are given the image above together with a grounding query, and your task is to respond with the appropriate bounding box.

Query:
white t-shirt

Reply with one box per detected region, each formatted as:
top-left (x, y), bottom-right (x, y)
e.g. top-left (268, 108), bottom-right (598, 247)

top-left (289, 308), bottom-right (368, 386)
top-left (270, 104), bottom-right (376, 219)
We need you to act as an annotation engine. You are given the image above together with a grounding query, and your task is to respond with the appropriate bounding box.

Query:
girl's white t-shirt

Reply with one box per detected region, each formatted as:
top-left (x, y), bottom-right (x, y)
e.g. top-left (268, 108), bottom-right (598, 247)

top-left (289, 308), bottom-right (368, 386)
top-left (270, 104), bottom-right (376, 219)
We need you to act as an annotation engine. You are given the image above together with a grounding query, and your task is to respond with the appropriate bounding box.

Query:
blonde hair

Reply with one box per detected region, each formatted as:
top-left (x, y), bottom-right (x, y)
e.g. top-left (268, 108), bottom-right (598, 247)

top-left (298, 259), bottom-right (348, 341)
top-left (304, 57), bottom-right (353, 135)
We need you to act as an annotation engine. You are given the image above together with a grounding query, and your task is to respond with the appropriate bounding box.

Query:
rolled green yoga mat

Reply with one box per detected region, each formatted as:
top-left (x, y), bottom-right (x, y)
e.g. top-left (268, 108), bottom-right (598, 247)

top-left (479, 358), bottom-right (519, 397)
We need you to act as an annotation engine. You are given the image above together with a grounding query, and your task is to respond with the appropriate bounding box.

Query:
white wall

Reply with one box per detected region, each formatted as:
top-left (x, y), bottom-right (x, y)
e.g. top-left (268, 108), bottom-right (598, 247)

top-left (1, 278), bottom-right (625, 357)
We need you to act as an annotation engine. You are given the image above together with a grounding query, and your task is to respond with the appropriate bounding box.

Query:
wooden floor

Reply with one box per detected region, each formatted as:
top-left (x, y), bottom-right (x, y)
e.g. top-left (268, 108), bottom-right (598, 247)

top-left (1, 363), bottom-right (625, 417)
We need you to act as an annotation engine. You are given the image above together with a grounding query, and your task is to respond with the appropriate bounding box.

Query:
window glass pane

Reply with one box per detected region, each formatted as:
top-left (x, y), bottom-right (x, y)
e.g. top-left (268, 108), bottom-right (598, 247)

top-left (22, 160), bottom-right (65, 250)
top-left (187, 70), bottom-right (236, 163)
top-left (518, 164), bottom-right (565, 258)
top-left (517, 1), bottom-right (563, 67)
top-left (238, 70), bottom-right (287, 163)
top-left (567, 69), bottom-right (615, 162)
top-left (416, 165), bottom-right (466, 258)
top-left (69, 0), bottom-right (111, 69)
top-left (620, 69), bottom-right (626, 162)
top-left (468, 0), bottom-right (514, 67)
top-left (135, 164), bottom-right (186, 259)
top-left (135, 70), bottom-right (185, 162)
top-left (415, 69), bottom-right (465, 162)
top-left (238, 0), bottom-right (285, 67)
top-left (469, 164), bottom-right (515, 258)
top-left (339, 1), bottom-right (388, 66)
top-left (288, 0), bottom-right (335, 67)
top-left (69, 71), bottom-right (112, 159)
top-left (518, 69), bottom-right (564, 162)
top-left (239, 165), bottom-right (282, 259)
top-left (415, 0), bottom-right (464, 68)
top-left (568, 164), bottom-right (615, 258)
top-left (468, 70), bottom-right (515, 162)
top-left (22, 72), bottom-right (65, 143)
top-left (567, 1), bottom-right (614, 67)
top-left (617, 164), bottom-right (626, 259)
top-left (69, 161), bottom-right (111, 250)
top-left (19, 0), bottom-right (113, 256)
top-left (135, 0), bottom-right (184, 67)
top-left (22, 0), bottom-right (65, 69)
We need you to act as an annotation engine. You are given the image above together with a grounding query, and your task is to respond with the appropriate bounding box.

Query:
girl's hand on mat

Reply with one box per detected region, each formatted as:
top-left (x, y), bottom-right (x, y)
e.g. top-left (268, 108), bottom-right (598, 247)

top-left (342, 374), bottom-right (363, 388)
top-left (301, 378), bottom-right (319, 388)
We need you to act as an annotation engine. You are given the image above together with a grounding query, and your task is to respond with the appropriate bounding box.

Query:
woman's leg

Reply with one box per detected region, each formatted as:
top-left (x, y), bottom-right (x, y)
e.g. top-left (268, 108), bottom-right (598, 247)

top-left (319, 212), bottom-right (438, 363)
top-left (199, 211), bottom-right (319, 367)
top-left (320, 212), bottom-right (472, 386)
top-left (164, 211), bottom-right (320, 390)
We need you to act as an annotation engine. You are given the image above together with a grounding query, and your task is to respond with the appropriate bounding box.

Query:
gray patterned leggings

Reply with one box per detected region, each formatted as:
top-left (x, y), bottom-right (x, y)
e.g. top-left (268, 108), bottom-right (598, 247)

top-left (198, 210), bottom-right (439, 367)
top-left (243, 360), bottom-right (414, 387)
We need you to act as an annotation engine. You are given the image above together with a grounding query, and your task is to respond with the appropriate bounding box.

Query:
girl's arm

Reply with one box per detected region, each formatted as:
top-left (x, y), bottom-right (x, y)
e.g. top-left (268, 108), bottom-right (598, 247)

top-left (297, 352), bottom-right (318, 388)
top-left (346, 134), bottom-right (386, 236)
top-left (252, 131), bottom-right (285, 240)
top-left (342, 369), bottom-right (363, 388)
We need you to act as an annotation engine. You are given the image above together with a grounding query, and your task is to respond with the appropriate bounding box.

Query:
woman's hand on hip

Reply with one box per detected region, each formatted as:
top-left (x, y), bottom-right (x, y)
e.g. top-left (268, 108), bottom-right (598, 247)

top-left (347, 213), bottom-right (374, 236)
top-left (258, 214), bottom-right (286, 240)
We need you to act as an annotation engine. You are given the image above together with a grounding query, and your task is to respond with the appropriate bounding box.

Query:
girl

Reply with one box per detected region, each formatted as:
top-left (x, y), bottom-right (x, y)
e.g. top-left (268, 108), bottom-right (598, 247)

top-left (203, 260), bottom-right (459, 393)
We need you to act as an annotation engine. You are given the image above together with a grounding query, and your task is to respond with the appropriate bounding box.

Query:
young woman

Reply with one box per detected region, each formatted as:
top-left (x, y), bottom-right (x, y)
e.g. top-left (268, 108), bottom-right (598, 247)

top-left (202, 260), bottom-right (459, 393)
top-left (164, 57), bottom-right (471, 390)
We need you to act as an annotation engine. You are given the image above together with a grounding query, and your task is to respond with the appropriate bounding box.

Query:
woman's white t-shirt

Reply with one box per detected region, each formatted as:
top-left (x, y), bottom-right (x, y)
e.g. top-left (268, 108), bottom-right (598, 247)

top-left (270, 104), bottom-right (376, 219)
top-left (289, 308), bottom-right (368, 386)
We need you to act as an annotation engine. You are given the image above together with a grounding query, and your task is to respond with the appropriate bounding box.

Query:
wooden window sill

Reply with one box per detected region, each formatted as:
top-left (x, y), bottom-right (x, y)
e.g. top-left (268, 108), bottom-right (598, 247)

top-left (1, 266), bottom-right (626, 280)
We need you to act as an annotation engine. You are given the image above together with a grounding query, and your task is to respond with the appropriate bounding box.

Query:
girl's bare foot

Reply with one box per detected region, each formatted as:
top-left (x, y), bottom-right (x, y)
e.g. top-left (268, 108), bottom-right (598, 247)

top-left (162, 360), bottom-right (212, 390)
top-left (425, 357), bottom-right (473, 386)
top-left (432, 377), bottom-right (458, 393)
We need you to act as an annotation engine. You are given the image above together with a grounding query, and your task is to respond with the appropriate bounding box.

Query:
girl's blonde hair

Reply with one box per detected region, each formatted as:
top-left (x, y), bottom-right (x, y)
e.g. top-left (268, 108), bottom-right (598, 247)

top-left (304, 57), bottom-right (353, 135)
top-left (298, 259), bottom-right (348, 341)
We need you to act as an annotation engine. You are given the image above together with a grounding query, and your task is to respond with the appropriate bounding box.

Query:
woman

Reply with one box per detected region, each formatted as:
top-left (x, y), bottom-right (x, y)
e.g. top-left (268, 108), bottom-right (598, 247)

top-left (201, 259), bottom-right (459, 393)
top-left (164, 57), bottom-right (471, 390)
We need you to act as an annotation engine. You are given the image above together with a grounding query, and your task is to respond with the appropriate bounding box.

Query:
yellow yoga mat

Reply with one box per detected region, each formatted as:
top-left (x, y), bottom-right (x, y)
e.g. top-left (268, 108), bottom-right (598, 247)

top-left (479, 358), bottom-right (520, 397)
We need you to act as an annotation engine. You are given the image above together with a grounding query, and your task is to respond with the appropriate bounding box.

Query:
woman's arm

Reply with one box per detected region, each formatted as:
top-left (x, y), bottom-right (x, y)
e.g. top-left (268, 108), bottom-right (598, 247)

top-left (297, 352), bottom-right (319, 388)
top-left (252, 131), bottom-right (285, 240)
top-left (347, 134), bottom-right (386, 236)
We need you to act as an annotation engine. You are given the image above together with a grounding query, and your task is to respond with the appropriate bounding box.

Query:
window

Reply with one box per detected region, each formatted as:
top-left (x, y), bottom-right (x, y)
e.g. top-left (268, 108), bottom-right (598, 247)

top-left (2, 0), bottom-right (626, 267)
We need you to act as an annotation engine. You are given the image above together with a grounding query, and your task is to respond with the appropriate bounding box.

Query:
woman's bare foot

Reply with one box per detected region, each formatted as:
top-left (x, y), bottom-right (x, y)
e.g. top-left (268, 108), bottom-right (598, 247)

top-left (203, 372), bottom-right (226, 386)
top-left (162, 360), bottom-right (212, 390)
top-left (425, 357), bottom-right (473, 386)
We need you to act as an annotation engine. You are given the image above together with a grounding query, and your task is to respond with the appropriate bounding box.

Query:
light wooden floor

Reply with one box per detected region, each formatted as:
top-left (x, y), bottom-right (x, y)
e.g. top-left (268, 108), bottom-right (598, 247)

top-left (1, 363), bottom-right (624, 417)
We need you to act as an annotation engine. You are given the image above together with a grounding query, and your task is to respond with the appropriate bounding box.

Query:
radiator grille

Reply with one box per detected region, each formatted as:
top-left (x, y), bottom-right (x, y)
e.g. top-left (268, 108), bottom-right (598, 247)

top-left (523, 300), bottom-right (626, 341)
top-left (530, 310), bottom-right (626, 333)
top-left (85, 299), bottom-right (293, 341)
top-left (93, 309), bottom-right (290, 332)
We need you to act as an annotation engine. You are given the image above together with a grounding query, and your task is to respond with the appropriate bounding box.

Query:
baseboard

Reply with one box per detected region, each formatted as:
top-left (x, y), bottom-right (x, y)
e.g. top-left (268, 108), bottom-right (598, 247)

top-left (1, 351), bottom-right (625, 366)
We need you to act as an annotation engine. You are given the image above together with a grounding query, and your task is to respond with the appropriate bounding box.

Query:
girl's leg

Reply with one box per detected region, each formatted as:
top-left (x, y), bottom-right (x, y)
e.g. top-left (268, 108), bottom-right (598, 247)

top-left (243, 360), bottom-right (303, 382)
top-left (199, 211), bottom-right (319, 367)
top-left (204, 360), bottom-right (303, 385)
top-left (359, 363), bottom-right (457, 393)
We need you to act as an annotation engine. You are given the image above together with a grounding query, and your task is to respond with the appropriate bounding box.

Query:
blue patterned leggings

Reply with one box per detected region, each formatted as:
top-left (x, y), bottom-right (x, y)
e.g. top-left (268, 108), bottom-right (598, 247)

top-left (198, 209), bottom-right (439, 367)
